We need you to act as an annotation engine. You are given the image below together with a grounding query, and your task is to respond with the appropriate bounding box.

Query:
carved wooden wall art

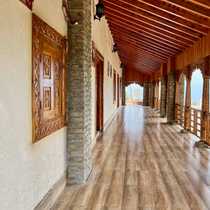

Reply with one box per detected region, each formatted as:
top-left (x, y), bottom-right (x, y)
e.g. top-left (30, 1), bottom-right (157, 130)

top-left (32, 14), bottom-right (67, 143)
top-left (20, 0), bottom-right (34, 10)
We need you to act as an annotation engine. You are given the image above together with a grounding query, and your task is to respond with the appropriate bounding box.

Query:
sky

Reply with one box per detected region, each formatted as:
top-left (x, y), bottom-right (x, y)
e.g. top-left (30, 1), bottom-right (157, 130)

top-left (190, 69), bottom-right (203, 109)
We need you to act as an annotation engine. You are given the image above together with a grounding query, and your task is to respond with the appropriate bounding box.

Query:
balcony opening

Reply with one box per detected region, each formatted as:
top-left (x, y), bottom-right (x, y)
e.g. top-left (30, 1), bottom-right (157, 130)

top-left (191, 69), bottom-right (203, 110)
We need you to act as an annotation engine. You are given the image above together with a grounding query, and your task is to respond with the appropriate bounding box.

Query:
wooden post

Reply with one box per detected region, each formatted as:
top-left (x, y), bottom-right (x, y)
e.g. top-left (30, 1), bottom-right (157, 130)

top-left (201, 57), bottom-right (210, 143)
top-left (184, 67), bottom-right (192, 131)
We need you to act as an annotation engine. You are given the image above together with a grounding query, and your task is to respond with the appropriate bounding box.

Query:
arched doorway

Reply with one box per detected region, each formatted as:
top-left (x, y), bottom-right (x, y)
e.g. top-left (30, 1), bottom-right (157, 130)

top-left (125, 83), bottom-right (143, 105)
top-left (191, 69), bottom-right (203, 110)
top-left (190, 69), bottom-right (203, 137)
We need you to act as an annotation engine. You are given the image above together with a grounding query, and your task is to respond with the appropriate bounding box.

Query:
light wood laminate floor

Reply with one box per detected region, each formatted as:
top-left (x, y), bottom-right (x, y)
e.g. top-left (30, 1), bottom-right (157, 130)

top-left (53, 105), bottom-right (210, 210)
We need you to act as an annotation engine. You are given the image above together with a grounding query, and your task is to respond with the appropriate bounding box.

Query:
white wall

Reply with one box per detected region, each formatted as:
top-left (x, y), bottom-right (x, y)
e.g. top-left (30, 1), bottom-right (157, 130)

top-left (0, 1), bottom-right (67, 209)
top-left (92, 9), bottom-right (122, 141)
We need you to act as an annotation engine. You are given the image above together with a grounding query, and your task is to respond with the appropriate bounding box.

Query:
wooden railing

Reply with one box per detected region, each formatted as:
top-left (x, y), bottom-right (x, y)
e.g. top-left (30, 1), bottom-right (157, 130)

top-left (176, 104), bottom-right (202, 138)
top-left (175, 104), bottom-right (185, 127)
top-left (190, 108), bottom-right (202, 138)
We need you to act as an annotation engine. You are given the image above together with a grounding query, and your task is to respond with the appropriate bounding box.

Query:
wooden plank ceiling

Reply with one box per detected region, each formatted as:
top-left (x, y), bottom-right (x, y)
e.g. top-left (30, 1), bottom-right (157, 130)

top-left (104, 0), bottom-right (210, 75)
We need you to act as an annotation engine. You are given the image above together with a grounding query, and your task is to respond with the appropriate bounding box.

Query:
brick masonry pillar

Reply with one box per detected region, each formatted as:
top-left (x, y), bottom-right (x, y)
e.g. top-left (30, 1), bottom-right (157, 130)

top-left (143, 82), bottom-right (149, 106)
top-left (148, 82), bottom-right (155, 108)
top-left (166, 71), bottom-right (176, 123)
top-left (67, 0), bottom-right (92, 185)
top-left (160, 77), bottom-right (167, 117)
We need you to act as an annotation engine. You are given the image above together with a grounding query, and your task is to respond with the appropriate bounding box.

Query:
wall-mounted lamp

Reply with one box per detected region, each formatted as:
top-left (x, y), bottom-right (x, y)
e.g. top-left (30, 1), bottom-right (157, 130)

top-left (112, 43), bottom-right (118, 53)
top-left (94, 0), bottom-right (105, 21)
top-left (62, 0), bottom-right (79, 25)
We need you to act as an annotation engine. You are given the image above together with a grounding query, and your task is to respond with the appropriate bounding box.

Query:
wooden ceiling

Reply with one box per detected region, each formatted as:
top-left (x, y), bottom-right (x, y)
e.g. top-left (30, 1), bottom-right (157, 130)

top-left (104, 0), bottom-right (210, 75)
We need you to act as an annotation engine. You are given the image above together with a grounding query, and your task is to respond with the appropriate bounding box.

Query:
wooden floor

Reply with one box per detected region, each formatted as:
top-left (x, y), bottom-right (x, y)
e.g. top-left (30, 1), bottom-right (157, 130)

top-left (53, 105), bottom-right (210, 210)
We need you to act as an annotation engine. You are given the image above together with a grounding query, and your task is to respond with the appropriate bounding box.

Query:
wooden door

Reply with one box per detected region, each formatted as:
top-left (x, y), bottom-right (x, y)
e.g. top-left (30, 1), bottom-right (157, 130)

top-left (117, 74), bottom-right (120, 107)
top-left (95, 52), bottom-right (104, 132)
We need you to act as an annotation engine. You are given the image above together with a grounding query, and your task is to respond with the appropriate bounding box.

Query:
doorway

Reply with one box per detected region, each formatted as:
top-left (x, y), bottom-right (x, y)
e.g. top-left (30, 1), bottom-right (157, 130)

top-left (117, 74), bottom-right (120, 107)
top-left (95, 51), bottom-right (104, 132)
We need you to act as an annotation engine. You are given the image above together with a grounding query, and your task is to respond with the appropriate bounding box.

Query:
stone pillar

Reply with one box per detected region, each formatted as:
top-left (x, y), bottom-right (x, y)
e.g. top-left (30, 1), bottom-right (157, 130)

top-left (67, 0), bottom-right (92, 185)
top-left (184, 68), bottom-right (192, 131)
top-left (176, 74), bottom-right (185, 107)
top-left (201, 57), bottom-right (210, 142)
top-left (143, 82), bottom-right (149, 106)
top-left (166, 71), bottom-right (176, 123)
top-left (160, 77), bottom-right (167, 117)
top-left (149, 82), bottom-right (155, 108)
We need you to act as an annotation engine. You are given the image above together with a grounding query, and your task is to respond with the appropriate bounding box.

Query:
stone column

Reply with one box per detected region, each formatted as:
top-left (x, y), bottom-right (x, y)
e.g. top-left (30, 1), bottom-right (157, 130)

top-left (67, 0), bottom-right (92, 185)
top-left (160, 77), bottom-right (167, 117)
top-left (143, 82), bottom-right (149, 106)
top-left (201, 57), bottom-right (210, 143)
top-left (149, 82), bottom-right (155, 108)
top-left (184, 68), bottom-right (192, 131)
top-left (166, 71), bottom-right (176, 123)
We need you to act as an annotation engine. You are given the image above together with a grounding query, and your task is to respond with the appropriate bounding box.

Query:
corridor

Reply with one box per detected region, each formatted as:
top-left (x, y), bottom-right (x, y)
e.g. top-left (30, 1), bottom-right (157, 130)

top-left (53, 105), bottom-right (210, 210)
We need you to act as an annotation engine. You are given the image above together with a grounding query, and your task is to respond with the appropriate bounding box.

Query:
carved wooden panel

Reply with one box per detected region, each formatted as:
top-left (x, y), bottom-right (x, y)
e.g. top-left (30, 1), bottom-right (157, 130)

top-left (32, 14), bottom-right (67, 143)
top-left (19, 0), bottom-right (34, 10)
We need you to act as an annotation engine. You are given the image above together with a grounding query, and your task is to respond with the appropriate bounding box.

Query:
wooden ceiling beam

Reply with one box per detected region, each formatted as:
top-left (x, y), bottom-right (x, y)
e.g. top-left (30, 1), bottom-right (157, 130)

top-left (189, 0), bottom-right (210, 8)
top-left (136, 0), bottom-right (210, 28)
top-left (121, 60), bottom-right (155, 73)
top-left (105, 6), bottom-right (199, 42)
top-left (118, 46), bottom-right (166, 64)
top-left (107, 16), bottom-right (191, 48)
top-left (125, 66), bottom-right (155, 75)
top-left (115, 39), bottom-right (169, 59)
top-left (110, 27), bottom-right (180, 53)
top-left (109, 23), bottom-right (185, 51)
top-left (104, 0), bottom-right (206, 37)
top-left (116, 41), bottom-right (168, 61)
top-left (120, 56), bottom-right (162, 67)
top-left (119, 54), bottom-right (160, 68)
top-left (113, 34), bottom-right (178, 56)
top-left (163, 0), bottom-right (210, 19)
top-left (119, 51), bottom-right (164, 64)
top-left (106, 0), bottom-right (209, 34)
top-left (106, 12), bottom-right (194, 47)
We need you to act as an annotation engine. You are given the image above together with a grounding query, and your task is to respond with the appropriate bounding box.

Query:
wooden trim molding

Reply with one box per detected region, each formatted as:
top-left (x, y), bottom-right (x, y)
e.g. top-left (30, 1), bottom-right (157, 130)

top-left (19, 0), bottom-right (34, 10)
top-left (32, 14), bottom-right (67, 143)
